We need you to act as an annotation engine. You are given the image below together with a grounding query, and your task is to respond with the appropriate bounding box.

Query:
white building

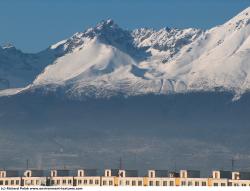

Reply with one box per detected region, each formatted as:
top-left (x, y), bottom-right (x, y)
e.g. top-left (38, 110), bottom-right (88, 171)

top-left (0, 168), bottom-right (250, 187)
top-left (49, 169), bottom-right (73, 186)
top-left (22, 170), bottom-right (47, 186)
top-left (0, 170), bottom-right (21, 186)
top-left (74, 169), bottom-right (100, 186)
top-left (147, 170), bottom-right (176, 186)
top-left (209, 170), bottom-right (231, 186)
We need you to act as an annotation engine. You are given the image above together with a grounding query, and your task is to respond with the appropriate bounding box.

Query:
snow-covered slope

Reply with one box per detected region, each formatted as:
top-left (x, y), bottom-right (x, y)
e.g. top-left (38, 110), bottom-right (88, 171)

top-left (31, 19), bottom-right (202, 98)
top-left (2, 8), bottom-right (250, 99)
top-left (165, 7), bottom-right (250, 96)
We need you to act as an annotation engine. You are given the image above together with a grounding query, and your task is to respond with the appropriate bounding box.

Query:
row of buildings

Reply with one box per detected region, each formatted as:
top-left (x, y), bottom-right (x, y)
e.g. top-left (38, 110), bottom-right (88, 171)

top-left (0, 169), bottom-right (250, 187)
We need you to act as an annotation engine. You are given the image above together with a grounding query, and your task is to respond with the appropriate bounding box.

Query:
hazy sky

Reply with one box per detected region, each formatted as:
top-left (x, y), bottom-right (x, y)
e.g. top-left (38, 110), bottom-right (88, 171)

top-left (0, 0), bottom-right (250, 52)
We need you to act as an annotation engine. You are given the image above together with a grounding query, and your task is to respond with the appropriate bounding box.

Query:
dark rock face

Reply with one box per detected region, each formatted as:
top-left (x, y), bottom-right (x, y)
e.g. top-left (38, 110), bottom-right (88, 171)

top-left (0, 92), bottom-right (250, 176)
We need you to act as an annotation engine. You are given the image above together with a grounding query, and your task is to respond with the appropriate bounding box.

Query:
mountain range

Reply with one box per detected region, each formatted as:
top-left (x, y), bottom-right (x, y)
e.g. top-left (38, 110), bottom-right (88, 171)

top-left (1, 8), bottom-right (250, 174)
top-left (2, 8), bottom-right (250, 100)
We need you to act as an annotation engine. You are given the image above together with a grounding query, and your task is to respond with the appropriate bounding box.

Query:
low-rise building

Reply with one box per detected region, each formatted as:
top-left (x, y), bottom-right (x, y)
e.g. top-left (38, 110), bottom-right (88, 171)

top-left (116, 169), bottom-right (143, 186)
top-left (229, 171), bottom-right (250, 186)
top-left (177, 170), bottom-right (207, 186)
top-left (101, 169), bottom-right (118, 186)
top-left (0, 170), bottom-right (21, 186)
top-left (0, 168), bottom-right (250, 187)
top-left (22, 170), bottom-right (47, 186)
top-left (74, 169), bottom-right (99, 186)
top-left (147, 170), bottom-right (176, 186)
top-left (208, 170), bottom-right (231, 186)
top-left (49, 169), bottom-right (73, 186)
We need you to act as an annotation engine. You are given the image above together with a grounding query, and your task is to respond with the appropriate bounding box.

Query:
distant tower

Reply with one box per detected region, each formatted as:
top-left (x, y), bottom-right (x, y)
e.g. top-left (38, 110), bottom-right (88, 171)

top-left (63, 164), bottom-right (67, 170)
top-left (119, 157), bottom-right (123, 169)
top-left (26, 159), bottom-right (29, 170)
top-left (174, 160), bottom-right (177, 172)
top-left (232, 158), bottom-right (235, 171)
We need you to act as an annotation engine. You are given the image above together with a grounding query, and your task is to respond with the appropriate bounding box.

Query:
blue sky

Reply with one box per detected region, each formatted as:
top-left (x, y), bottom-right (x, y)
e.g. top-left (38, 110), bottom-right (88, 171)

top-left (0, 0), bottom-right (250, 52)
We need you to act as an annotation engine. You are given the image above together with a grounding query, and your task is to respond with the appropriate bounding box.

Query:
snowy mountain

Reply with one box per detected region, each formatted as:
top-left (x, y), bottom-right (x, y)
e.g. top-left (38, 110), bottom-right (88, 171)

top-left (167, 7), bottom-right (250, 97)
top-left (31, 20), bottom-right (202, 98)
top-left (0, 43), bottom-right (62, 90)
top-left (1, 8), bottom-right (250, 99)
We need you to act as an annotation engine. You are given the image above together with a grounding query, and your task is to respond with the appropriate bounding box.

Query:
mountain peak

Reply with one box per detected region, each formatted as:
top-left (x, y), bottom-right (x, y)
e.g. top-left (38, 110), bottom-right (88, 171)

top-left (82, 19), bottom-right (134, 49)
top-left (96, 19), bottom-right (116, 29)
top-left (85, 19), bottom-right (120, 34)
top-left (1, 42), bottom-right (15, 50)
top-left (49, 19), bottom-right (126, 54)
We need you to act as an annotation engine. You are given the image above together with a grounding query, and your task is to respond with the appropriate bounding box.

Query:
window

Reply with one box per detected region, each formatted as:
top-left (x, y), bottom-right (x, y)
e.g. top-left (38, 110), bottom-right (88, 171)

top-left (202, 182), bottom-right (206, 186)
top-left (16, 180), bottom-right (19, 185)
top-left (195, 181), bottom-right (199, 186)
top-left (109, 180), bottom-right (113, 185)
top-left (68, 180), bottom-right (72, 184)
top-left (150, 172), bottom-right (154, 178)
top-left (52, 171), bottom-right (56, 177)
top-left (214, 183), bottom-right (218, 186)
top-left (36, 180), bottom-right (39, 185)
top-left (79, 171), bottom-right (83, 177)
top-left (156, 181), bottom-right (160, 186)
top-left (84, 180), bottom-right (87, 184)
top-left (78, 180), bottom-right (82, 185)
top-left (106, 171), bottom-right (110, 177)
top-left (120, 172), bottom-right (124, 177)
top-left (95, 180), bottom-right (99, 185)
top-left (56, 180), bottom-right (60, 185)
top-left (138, 181), bottom-right (142, 186)
top-left (89, 180), bottom-right (93, 185)
top-left (181, 181), bottom-right (186, 186)
top-left (51, 180), bottom-right (55, 185)
top-left (103, 181), bottom-right (107, 185)
top-left (188, 181), bottom-right (192, 186)
top-left (163, 181), bottom-right (167, 186)
top-left (242, 184), bottom-right (246, 186)
top-left (149, 181), bottom-right (153, 186)
top-left (62, 180), bottom-right (66, 184)
top-left (126, 181), bottom-right (130, 186)
top-left (182, 172), bottom-right (186, 178)
top-left (170, 181), bottom-right (174, 186)
top-left (132, 181), bottom-right (136, 186)
top-left (5, 180), bottom-right (8, 185)
top-left (11, 180), bottom-right (14, 185)
top-left (221, 183), bottom-right (226, 186)
top-left (0, 181), bottom-right (3, 185)
top-left (27, 172), bottom-right (31, 177)
top-left (215, 172), bottom-right (218, 179)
